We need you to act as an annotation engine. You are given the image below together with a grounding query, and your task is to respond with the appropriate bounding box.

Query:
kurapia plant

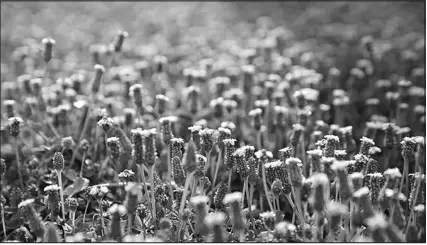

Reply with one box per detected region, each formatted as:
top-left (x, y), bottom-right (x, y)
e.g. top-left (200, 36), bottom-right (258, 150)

top-left (0, 10), bottom-right (425, 243)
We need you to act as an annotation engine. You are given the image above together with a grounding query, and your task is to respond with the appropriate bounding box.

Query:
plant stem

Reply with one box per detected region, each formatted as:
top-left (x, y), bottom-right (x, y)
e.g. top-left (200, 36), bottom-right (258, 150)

top-left (227, 170), bottom-right (232, 192)
top-left (212, 149), bottom-right (221, 187)
top-left (71, 211), bottom-right (76, 234)
top-left (57, 170), bottom-right (66, 221)
top-left (127, 213), bottom-right (132, 235)
top-left (261, 162), bottom-right (275, 212)
top-left (177, 172), bottom-right (194, 241)
top-left (98, 199), bottom-right (106, 237)
top-left (79, 152), bottom-right (86, 178)
top-left (14, 137), bottom-right (24, 189)
top-left (1, 203), bottom-right (6, 239)
top-left (83, 201), bottom-right (90, 225)
top-left (248, 183), bottom-right (255, 231)
top-left (257, 130), bottom-right (262, 150)
top-left (149, 166), bottom-right (156, 226)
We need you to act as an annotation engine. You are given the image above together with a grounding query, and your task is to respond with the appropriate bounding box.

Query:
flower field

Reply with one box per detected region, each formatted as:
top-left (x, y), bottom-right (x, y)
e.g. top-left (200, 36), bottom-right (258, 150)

top-left (0, 2), bottom-right (425, 243)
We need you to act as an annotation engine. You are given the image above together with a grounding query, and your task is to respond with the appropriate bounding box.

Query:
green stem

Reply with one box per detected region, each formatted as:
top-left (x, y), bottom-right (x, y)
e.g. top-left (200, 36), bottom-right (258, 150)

top-left (57, 170), bottom-right (66, 221)
top-left (79, 152), bottom-right (86, 178)
top-left (14, 137), bottom-right (24, 189)
top-left (261, 163), bottom-right (275, 212)
top-left (98, 199), bottom-right (106, 237)
top-left (249, 184), bottom-right (255, 231)
top-left (149, 166), bottom-right (156, 226)
top-left (83, 201), bottom-right (90, 225)
top-left (1, 203), bottom-right (6, 239)
top-left (227, 170), bottom-right (232, 192)
top-left (212, 149), bottom-right (221, 187)
top-left (177, 172), bottom-right (194, 241)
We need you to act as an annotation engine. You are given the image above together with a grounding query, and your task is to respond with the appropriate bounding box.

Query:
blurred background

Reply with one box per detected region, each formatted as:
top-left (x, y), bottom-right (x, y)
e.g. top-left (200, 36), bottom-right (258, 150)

top-left (1, 2), bottom-right (424, 56)
top-left (1, 2), bottom-right (425, 83)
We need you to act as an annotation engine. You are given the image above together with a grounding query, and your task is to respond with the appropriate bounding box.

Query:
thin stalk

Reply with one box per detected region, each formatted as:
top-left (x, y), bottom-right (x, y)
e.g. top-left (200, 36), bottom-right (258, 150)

top-left (242, 179), bottom-right (248, 208)
top-left (14, 137), bottom-right (24, 188)
top-left (405, 165), bottom-right (423, 233)
top-left (71, 104), bottom-right (92, 166)
top-left (83, 201), bottom-right (90, 225)
top-left (301, 136), bottom-right (307, 177)
top-left (79, 152), bottom-right (87, 178)
top-left (292, 187), bottom-right (306, 241)
top-left (127, 214), bottom-right (132, 235)
top-left (248, 184), bottom-right (255, 231)
top-left (57, 170), bottom-right (66, 221)
top-left (1, 203), bottom-right (6, 239)
top-left (70, 211), bottom-right (76, 234)
top-left (261, 163), bottom-right (275, 212)
top-left (98, 199), bottom-right (106, 237)
top-left (166, 144), bottom-right (174, 200)
top-left (399, 158), bottom-right (409, 199)
top-left (257, 130), bottom-right (262, 150)
top-left (139, 165), bottom-right (150, 206)
top-left (212, 149), bottom-right (221, 187)
top-left (149, 166), bottom-right (156, 225)
top-left (227, 170), bottom-right (232, 192)
top-left (177, 172), bottom-right (194, 241)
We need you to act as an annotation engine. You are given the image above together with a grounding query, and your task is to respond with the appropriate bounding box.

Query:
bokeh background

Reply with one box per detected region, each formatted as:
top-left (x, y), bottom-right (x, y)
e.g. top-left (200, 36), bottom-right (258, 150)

top-left (1, 2), bottom-right (425, 64)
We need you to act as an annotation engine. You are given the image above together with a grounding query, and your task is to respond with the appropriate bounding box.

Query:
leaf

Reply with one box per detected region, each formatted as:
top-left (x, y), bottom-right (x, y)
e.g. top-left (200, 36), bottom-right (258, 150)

top-left (63, 177), bottom-right (89, 197)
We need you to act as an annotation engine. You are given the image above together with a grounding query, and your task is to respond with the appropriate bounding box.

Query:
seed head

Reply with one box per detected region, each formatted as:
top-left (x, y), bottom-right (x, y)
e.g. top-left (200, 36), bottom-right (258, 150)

top-left (91, 64), bottom-right (105, 94)
top-left (159, 116), bottom-right (176, 145)
top-left (183, 141), bottom-right (198, 173)
top-left (285, 157), bottom-right (303, 188)
top-left (118, 169), bottom-right (136, 182)
top-left (290, 124), bottom-right (305, 147)
top-left (360, 137), bottom-right (375, 155)
top-left (234, 148), bottom-right (249, 178)
top-left (194, 154), bottom-right (207, 179)
top-left (113, 30), bottom-right (129, 52)
top-left (155, 94), bottom-right (170, 115)
top-left (170, 137), bottom-right (184, 160)
top-left (188, 125), bottom-right (203, 153)
top-left (401, 137), bottom-right (417, 160)
top-left (52, 152), bottom-right (64, 171)
top-left (106, 137), bottom-right (121, 160)
top-left (8, 117), bottom-right (23, 137)
top-left (42, 37), bottom-right (56, 63)
top-left (223, 139), bottom-right (236, 170)
top-left (213, 183), bottom-right (228, 210)
top-left (171, 156), bottom-right (186, 186)
top-left (324, 135), bottom-right (339, 157)
top-left (279, 147), bottom-right (293, 162)
top-left (249, 108), bottom-right (263, 131)
top-left (97, 116), bottom-right (114, 133)
top-left (310, 173), bottom-right (330, 212)
top-left (199, 128), bottom-right (215, 153)
top-left (65, 197), bottom-right (78, 212)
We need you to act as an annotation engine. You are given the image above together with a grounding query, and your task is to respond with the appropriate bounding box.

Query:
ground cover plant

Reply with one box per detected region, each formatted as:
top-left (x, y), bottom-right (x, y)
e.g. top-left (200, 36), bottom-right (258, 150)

top-left (0, 2), bottom-right (425, 243)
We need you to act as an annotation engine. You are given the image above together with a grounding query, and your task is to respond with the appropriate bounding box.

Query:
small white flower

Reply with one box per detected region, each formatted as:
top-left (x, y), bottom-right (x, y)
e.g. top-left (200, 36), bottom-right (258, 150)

top-left (44, 185), bottom-right (60, 192)
top-left (18, 199), bottom-right (35, 208)
top-left (190, 195), bottom-right (209, 206)
top-left (223, 192), bottom-right (243, 205)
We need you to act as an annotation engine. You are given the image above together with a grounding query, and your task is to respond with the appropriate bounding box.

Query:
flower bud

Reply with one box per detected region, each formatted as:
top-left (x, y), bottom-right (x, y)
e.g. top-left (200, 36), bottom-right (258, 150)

top-left (8, 117), bottom-right (23, 137)
top-left (213, 183), bottom-right (228, 210)
top-left (171, 156), bottom-right (185, 186)
top-left (324, 135), bottom-right (340, 158)
top-left (159, 117), bottom-right (175, 145)
top-left (285, 157), bottom-right (303, 188)
top-left (42, 37), bottom-right (56, 63)
top-left (114, 31), bottom-right (128, 52)
top-left (118, 169), bottom-right (136, 182)
top-left (188, 125), bottom-right (202, 153)
top-left (91, 64), bottom-right (105, 94)
top-left (52, 152), bottom-right (64, 171)
top-left (155, 94), bottom-right (169, 116)
top-left (199, 128), bottom-right (215, 153)
top-left (360, 137), bottom-right (375, 155)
